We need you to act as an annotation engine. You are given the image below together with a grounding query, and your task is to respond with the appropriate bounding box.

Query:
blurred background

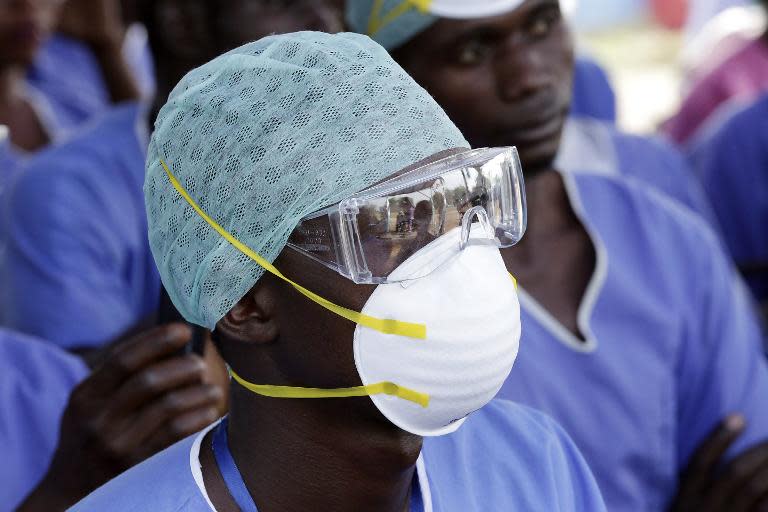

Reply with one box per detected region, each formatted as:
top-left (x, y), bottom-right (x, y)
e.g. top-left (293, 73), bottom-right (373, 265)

top-left (567, 0), bottom-right (766, 133)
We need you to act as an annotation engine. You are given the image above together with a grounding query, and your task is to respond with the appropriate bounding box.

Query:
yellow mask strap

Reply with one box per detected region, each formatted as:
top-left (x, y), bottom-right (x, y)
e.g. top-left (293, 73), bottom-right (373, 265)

top-left (367, 0), bottom-right (433, 37)
top-left (230, 368), bottom-right (430, 408)
top-left (159, 159), bottom-right (427, 339)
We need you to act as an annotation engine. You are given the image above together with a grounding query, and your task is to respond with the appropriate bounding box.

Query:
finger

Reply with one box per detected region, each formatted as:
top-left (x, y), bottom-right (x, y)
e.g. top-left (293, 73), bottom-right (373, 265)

top-left (109, 384), bottom-right (223, 462)
top-left (84, 324), bottom-right (192, 392)
top-left (675, 415), bottom-right (746, 508)
top-left (139, 406), bottom-right (223, 461)
top-left (705, 442), bottom-right (768, 512)
top-left (105, 354), bottom-right (207, 416)
top-left (729, 462), bottom-right (768, 512)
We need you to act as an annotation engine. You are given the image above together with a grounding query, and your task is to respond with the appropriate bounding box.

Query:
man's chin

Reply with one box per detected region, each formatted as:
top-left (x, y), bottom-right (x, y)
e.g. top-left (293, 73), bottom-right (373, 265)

top-left (517, 139), bottom-right (560, 177)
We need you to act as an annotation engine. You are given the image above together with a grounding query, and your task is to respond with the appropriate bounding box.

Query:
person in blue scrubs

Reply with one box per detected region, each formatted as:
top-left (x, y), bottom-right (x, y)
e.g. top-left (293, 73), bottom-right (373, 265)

top-left (5, 325), bottom-right (225, 512)
top-left (347, 0), bottom-right (768, 510)
top-left (0, 102), bottom-right (157, 350)
top-left (26, 0), bottom-right (152, 130)
top-left (72, 30), bottom-right (605, 512)
top-left (0, 0), bottom-right (343, 351)
top-left (0, 0), bottom-right (71, 155)
top-left (0, 329), bottom-right (88, 511)
top-left (689, 93), bottom-right (768, 313)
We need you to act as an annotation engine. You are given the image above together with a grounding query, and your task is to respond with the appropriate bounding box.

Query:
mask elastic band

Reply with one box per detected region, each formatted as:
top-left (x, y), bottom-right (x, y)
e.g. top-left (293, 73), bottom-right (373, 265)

top-left (160, 159), bottom-right (427, 339)
top-left (230, 368), bottom-right (430, 408)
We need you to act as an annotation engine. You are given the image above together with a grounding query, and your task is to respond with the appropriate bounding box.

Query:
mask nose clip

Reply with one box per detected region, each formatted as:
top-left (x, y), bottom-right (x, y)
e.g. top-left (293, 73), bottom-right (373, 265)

top-left (460, 206), bottom-right (495, 250)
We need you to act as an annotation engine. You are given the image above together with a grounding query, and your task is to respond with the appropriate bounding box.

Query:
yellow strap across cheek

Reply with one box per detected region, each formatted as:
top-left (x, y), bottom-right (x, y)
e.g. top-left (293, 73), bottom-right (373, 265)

top-left (159, 159), bottom-right (427, 340)
top-left (230, 368), bottom-right (430, 408)
top-left (367, 0), bottom-right (433, 37)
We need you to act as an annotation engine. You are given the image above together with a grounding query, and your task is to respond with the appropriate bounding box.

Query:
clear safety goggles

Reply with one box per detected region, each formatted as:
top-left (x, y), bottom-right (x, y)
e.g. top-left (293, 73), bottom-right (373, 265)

top-left (288, 147), bottom-right (526, 284)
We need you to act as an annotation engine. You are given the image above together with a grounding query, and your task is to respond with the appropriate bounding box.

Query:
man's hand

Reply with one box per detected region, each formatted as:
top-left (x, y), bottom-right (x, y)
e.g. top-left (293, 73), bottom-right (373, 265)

top-left (18, 324), bottom-right (226, 511)
top-left (670, 414), bottom-right (768, 511)
top-left (57, 0), bottom-right (127, 49)
top-left (56, 0), bottom-right (143, 103)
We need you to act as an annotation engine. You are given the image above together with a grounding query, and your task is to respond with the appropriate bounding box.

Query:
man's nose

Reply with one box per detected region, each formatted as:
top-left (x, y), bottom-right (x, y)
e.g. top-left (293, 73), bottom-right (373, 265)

top-left (494, 41), bottom-right (550, 103)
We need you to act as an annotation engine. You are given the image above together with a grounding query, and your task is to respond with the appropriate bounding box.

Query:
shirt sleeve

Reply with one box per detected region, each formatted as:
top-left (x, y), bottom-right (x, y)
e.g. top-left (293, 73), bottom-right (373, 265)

top-left (0, 157), bottom-right (137, 349)
top-left (675, 220), bottom-right (768, 467)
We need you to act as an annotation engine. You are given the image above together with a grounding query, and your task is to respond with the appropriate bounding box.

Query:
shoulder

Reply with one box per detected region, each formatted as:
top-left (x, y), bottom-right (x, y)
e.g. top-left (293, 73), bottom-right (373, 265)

top-left (423, 401), bottom-right (606, 510)
top-left (436, 399), bottom-right (585, 461)
top-left (0, 331), bottom-right (88, 509)
top-left (0, 330), bottom-right (87, 392)
top-left (711, 95), bottom-right (768, 144)
top-left (71, 433), bottom-right (209, 512)
top-left (571, 172), bottom-right (715, 247)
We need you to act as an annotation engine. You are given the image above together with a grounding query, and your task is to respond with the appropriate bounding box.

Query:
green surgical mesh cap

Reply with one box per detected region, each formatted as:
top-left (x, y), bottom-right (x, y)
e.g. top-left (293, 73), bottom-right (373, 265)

top-left (145, 31), bottom-right (468, 329)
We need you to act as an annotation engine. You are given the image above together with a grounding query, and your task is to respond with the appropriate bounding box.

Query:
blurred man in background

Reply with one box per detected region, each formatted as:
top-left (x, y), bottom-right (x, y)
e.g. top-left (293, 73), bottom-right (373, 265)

top-left (1, 1), bottom-right (342, 509)
top-left (0, 0), bottom-right (66, 162)
top-left (689, 93), bottom-right (768, 321)
top-left (348, 0), bottom-right (768, 509)
top-left (26, 0), bottom-right (151, 128)
top-left (666, 0), bottom-right (768, 146)
top-left (0, 0), bottom-right (341, 351)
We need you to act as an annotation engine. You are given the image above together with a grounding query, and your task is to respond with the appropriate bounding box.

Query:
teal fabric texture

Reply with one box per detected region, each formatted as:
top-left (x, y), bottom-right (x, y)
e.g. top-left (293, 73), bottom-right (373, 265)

top-left (346, 0), bottom-right (438, 50)
top-left (145, 31), bottom-right (468, 329)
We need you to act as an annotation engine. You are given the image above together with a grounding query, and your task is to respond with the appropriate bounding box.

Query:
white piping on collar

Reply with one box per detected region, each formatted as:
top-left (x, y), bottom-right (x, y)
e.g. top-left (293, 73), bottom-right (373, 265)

top-left (190, 418), bottom-right (433, 512)
top-left (190, 419), bottom-right (221, 511)
top-left (555, 117), bottom-right (619, 177)
top-left (517, 172), bottom-right (608, 353)
top-left (23, 85), bottom-right (62, 143)
top-left (416, 453), bottom-right (433, 512)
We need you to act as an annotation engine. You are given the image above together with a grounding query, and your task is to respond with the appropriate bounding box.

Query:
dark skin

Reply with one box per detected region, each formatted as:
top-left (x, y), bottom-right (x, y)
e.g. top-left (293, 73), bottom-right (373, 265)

top-left (198, 151), bottom-right (462, 512)
top-left (395, 0), bottom-right (591, 338)
top-left (394, 0), bottom-right (768, 509)
top-left (56, 0), bottom-right (143, 104)
top-left (0, 0), bottom-right (61, 151)
top-left (17, 325), bottom-right (225, 511)
top-left (15, 1), bottom-right (343, 509)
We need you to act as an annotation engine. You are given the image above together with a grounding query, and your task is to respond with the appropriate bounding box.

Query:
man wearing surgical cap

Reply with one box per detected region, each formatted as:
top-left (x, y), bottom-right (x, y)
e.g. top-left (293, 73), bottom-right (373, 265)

top-left (347, 1), bottom-right (768, 510)
top-left (70, 31), bottom-right (607, 511)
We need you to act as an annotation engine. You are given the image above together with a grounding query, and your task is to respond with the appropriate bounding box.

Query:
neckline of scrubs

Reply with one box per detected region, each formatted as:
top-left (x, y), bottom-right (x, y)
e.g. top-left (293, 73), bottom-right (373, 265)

top-left (189, 417), bottom-right (433, 512)
top-left (515, 171), bottom-right (609, 353)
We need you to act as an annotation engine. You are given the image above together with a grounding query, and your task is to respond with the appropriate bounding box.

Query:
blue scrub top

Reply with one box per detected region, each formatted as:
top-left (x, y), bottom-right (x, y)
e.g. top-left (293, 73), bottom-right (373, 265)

top-left (0, 329), bottom-right (88, 510)
top-left (0, 102), bottom-right (160, 349)
top-left (689, 94), bottom-right (768, 302)
top-left (498, 172), bottom-right (768, 510)
top-left (71, 401), bottom-right (607, 511)
top-left (27, 31), bottom-right (156, 130)
top-left (556, 116), bottom-right (717, 225)
top-left (571, 57), bottom-right (616, 123)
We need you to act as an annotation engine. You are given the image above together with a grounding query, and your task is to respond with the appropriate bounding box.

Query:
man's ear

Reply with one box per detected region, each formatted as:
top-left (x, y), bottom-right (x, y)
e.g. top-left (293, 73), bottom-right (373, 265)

top-left (216, 283), bottom-right (279, 346)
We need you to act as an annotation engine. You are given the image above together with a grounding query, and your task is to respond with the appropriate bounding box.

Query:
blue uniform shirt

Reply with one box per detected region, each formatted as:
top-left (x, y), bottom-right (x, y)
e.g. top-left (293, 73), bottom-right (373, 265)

top-left (0, 329), bottom-right (88, 510)
top-left (498, 172), bottom-right (768, 510)
top-left (71, 401), bottom-right (606, 511)
top-left (571, 57), bottom-right (616, 123)
top-left (0, 103), bottom-right (159, 349)
top-left (27, 30), bottom-right (156, 129)
top-left (689, 94), bottom-right (768, 302)
top-left (556, 116), bottom-right (716, 225)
